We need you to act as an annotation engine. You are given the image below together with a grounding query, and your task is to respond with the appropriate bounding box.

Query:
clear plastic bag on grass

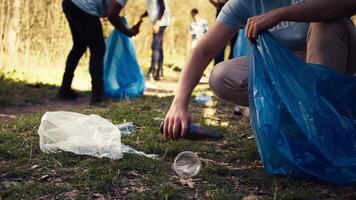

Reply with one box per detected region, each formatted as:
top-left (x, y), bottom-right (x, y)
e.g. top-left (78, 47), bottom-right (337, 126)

top-left (38, 111), bottom-right (157, 160)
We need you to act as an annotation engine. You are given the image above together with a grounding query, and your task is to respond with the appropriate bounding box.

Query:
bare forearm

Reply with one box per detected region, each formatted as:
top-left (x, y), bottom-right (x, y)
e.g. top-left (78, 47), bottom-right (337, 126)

top-left (173, 48), bottom-right (213, 107)
top-left (108, 16), bottom-right (131, 34)
top-left (209, 0), bottom-right (219, 8)
top-left (172, 23), bottom-right (236, 108)
top-left (275, 0), bottom-right (356, 22)
top-left (107, 0), bottom-right (132, 35)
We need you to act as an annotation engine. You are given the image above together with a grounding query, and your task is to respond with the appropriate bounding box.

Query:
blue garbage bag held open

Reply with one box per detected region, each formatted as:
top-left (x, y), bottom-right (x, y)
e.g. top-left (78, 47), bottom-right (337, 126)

top-left (104, 17), bottom-right (145, 99)
top-left (248, 32), bottom-right (356, 185)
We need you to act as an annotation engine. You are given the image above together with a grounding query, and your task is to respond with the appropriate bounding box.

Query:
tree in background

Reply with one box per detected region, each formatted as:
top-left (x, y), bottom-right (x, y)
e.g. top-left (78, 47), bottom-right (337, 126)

top-left (7, 0), bottom-right (21, 60)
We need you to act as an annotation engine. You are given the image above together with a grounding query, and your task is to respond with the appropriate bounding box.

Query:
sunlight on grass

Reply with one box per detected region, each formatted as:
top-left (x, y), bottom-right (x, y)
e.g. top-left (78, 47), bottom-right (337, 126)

top-left (0, 53), bottom-right (91, 90)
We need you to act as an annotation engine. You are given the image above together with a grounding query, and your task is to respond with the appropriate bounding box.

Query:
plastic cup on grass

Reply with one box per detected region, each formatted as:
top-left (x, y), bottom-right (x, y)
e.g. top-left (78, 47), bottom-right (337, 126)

top-left (173, 151), bottom-right (201, 179)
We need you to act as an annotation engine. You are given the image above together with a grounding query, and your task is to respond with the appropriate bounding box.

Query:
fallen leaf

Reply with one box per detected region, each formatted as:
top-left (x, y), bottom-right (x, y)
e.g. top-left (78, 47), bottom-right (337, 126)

top-left (127, 170), bottom-right (140, 177)
top-left (243, 194), bottom-right (259, 200)
top-left (64, 190), bottom-right (79, 200)
top-left (92, 193), bottom-right (105, 200)
top-left (179, 178), bottom-right (195, 189)
top-left (31, 164), bottom-right (39, 169)
top-left (39, 175), bottom-right (50, 181)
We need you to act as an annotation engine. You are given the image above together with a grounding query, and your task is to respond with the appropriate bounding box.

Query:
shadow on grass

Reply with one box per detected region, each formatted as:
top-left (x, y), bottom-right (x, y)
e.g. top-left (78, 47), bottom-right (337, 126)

top-left (0, 73), bottom-right (92, 116)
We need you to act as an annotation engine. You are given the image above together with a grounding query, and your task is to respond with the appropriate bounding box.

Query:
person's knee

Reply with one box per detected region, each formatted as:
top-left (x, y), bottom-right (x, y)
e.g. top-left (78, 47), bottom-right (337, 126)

top-left (90, 43), bottom-right (106, 59)
top-left (209, 63), bottom-right (242, 100)
top-left (209, 63), bottom-right (227, 98)
top-left (72, 43), bottom-right (87, 55)
top-left (209, 60), bottom-right (249, 105)
top-left (151, 41), bottom-right (161, 51)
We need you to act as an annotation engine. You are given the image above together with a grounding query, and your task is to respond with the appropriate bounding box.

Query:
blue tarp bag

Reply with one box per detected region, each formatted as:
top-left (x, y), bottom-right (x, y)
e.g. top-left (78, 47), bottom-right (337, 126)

top-left (248, 32), bottom-right (356, 185)
top-left (104, 18), bottom-right (145, 99)
top-left (233, 28), bottom-right (247, 58)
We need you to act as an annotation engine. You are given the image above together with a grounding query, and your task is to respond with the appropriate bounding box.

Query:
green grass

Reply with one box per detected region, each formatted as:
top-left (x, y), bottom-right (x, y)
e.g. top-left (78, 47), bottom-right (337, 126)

top-left (1, 72), bottom-right (355, 199)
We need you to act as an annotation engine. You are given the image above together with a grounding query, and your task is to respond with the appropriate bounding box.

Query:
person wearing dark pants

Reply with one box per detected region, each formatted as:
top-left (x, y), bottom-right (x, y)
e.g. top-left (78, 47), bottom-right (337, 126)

top-left (208, 0), bottom-right (238, 65)
top-left (142, 0), bottom-right (171, 81)
top-left (58, 0), bottom-right (141, 104)
top-left (150, 26), bottom-right (166, 80)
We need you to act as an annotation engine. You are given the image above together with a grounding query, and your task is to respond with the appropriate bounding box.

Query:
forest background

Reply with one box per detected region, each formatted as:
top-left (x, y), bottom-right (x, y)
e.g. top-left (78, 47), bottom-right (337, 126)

top-left (0, 0), bottom-right (218, 89)
top-left (1, 0), bottom-right (355, 89)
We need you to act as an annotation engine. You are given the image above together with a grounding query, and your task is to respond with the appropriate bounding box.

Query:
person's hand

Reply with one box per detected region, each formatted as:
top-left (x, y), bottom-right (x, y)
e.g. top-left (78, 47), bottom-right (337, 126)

top-left (125, 28), bottom-right (138, 37)
top-left (163, 102), bottom-right (192, 140)
top-left (126, 23), bottom-right (141, 37)
top-left (153, 20), bottom-right (161, 34)
top-left (246, 10), bottom-right (282, 41)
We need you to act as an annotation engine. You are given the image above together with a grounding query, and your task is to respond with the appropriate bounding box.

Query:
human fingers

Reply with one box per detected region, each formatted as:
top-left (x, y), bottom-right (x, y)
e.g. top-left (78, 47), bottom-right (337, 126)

top-left (172, 118), bottom-right (181, 140)
top-left (246, 17), bottom-right (254, 41)
top-left (163, 116), bottom-right (170, 140)
top-left (180, 119), bottom-right (189, 138)
top-left (167, 117), bottom-right (175, 140)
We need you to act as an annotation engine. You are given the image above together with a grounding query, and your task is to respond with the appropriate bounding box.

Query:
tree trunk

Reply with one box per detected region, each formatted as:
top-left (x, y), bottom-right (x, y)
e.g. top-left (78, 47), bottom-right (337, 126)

top-left (7, 0), bottom-right (21, 57)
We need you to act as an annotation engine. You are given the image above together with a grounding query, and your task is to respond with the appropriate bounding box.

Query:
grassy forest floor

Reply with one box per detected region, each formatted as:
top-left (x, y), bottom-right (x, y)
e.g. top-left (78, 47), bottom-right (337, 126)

top-left (0, 68), bottom-right (356, 200)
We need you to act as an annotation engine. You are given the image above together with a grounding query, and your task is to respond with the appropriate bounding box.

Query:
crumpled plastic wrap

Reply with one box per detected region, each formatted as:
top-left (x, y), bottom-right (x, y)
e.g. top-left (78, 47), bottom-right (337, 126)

top-left (38, 111), bottom-right (157, 160)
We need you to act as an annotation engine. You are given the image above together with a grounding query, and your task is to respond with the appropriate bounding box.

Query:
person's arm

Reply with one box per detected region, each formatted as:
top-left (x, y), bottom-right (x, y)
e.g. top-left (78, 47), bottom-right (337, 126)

top-left (140, 11), bottom-right (148, 20)
top-left (153, 0), bottom-right (166, 33)
top-left (246, 0), bottom-right (356, 40)
top-left (107, 0), bottom-right (140, 37)
top-left (163, 22), bottom-right (237, 140)
top-left (157, 0), bottom-right (166, 21)
top-left (208, 0), bottom-right (220, 8)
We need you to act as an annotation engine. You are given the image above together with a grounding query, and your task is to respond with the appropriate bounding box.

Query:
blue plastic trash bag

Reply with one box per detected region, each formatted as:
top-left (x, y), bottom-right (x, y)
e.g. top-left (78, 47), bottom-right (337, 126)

top-left (233, 28), bottom-right (248, 58)
top-left (104, 18), bottom-right (145, 99)
top-left (248, 32), bottom-right (356, 185)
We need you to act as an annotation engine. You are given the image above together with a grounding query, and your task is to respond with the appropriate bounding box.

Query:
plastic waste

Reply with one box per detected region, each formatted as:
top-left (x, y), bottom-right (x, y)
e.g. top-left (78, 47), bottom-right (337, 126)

top-left (117, 122), bottom-right (134, 136)
top-left (38, 111), bottom-right (157, 160)
top-left (173, 151), bottom-right (201, 179)
top-left (195, 93), bottom-right (213, 106)
top-left (249, 32), bottom-right (356, 185)
top-left (160, 122), bottom-right (223, 140)
top-left (103, 17), bottom-right (145, 100)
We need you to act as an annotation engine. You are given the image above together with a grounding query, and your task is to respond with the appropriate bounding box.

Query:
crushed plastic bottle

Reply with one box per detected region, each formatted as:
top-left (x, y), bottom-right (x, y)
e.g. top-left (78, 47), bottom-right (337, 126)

top-left (195, 93), bottom-right (213, 106)
top-left (117, 122), bottom-right (134, 136)
top-left (173, 151), bottom-right (201, 179)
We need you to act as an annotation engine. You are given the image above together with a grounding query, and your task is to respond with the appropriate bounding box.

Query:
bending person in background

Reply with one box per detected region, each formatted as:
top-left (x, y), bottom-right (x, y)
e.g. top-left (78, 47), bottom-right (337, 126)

top-left (189, 8), bottom-right (209, 49)
top-left (142, 0), bottom-right (171, 81)
top-left (163, 0), bottom-right (356, 140)
top-left (208, 0), bottom-right (237, 65)
top-left (58, 0), bottom-right (141, 104)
